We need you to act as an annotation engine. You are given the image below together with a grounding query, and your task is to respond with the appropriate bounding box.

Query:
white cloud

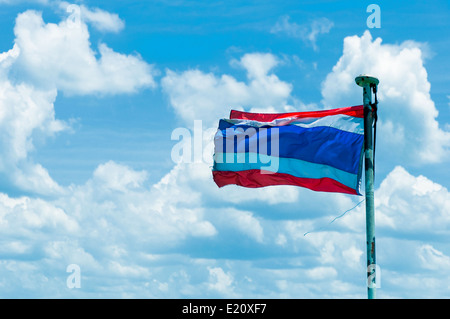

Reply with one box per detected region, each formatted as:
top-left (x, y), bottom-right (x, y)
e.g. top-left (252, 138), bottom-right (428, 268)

top-left (66, 162), bottom-right (217, 246)
top-left (161, 52), bottom-right (293, 127)
top-left (0, 7), bottom-right (157, 194)
top-left (12, 10), bottom-right (157, 95)
top-left (322, 31), bottom-right (450, 164)
top-left (79, 4), bottom-right (125, 33)
top-left (0, 44), bottom-right (20, 73)
top-left (0, 78), bottom-right (66, 194)
top-left (92, 160), bottom-right (148, 192)
top-left (375, 166), bottom-right (450, 236)
top-left (216, 208), bottom-right (264, 243)
top-left (271, 15), bottom-right (334, 51)
top-left (0, 193), bottom-right (79, 236)
top-left (2, 1), bottom-right (125, 33)
top-left (207, 267), bottom-right (235, 296)
top-left (418, 244), bottom-right (450, 272)
top-left (306, 266), bottom-right (337, 280)
top-left (0, 161), bottom-right (448, 298)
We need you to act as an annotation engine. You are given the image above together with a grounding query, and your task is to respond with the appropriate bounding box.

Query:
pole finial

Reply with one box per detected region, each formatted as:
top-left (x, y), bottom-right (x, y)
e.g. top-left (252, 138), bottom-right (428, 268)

top-left (355, 74), bottom-right (379, 87)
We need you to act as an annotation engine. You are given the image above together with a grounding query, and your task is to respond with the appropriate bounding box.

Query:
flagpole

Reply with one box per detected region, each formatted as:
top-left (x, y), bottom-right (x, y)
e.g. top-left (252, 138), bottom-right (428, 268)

top-left (355, 75), bottom-right (379, 299)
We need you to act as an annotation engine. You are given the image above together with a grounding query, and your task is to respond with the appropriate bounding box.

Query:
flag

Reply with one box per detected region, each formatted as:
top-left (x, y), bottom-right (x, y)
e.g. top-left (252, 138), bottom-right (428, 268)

top-left (212, 105), bottom-right (364, 195)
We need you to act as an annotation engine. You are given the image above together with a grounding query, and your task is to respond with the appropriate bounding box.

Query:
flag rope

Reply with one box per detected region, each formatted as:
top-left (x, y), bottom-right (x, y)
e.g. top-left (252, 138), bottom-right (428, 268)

top-left (370, 83), bottom-right (378, 181)
top-left (303, 198), bottom-right (365, 236)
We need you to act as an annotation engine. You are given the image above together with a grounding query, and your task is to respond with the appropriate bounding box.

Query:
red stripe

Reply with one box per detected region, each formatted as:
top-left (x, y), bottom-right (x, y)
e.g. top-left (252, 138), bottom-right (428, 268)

top-left (213, 170), bottom-right (359, 195)
top-left (230, 105), bottom-right (364, 122)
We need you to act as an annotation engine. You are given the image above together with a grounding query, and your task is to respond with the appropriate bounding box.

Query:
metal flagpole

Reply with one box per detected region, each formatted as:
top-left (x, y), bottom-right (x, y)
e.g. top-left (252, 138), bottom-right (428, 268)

top-left (355, 75), bottom-right (379, 299)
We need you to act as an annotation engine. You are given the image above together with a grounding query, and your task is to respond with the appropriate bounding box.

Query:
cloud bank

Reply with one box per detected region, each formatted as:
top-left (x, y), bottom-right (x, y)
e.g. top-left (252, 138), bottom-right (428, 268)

top-left (0, 7), bottom-right (157, 194)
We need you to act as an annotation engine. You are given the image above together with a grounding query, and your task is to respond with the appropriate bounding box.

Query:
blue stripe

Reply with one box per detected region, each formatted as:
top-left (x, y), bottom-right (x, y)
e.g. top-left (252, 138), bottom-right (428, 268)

top-left (213, 153), bottom-right (359, 191)
top-left (215, 120), bottom-right (364, 174)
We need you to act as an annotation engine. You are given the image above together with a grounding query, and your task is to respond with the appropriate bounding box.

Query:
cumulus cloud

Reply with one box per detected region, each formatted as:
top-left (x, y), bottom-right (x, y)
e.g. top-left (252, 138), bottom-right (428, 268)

top-left (0, 7), bottom-right (157, 194)
top-left (92, 160), bottom-right (148, 192)
top-left (63, 161), bottom-right (217, 246)
top-left (2, 1), bottom-right (125, 33)
top-left (318, 165), bottom-right (450, 240)
top-left (161, 52), bottom-right (293, 127)
top-left (375, 166), bottom-right (450, 237)
top-left (322, 31), bottom-right (450, 165)
top-left (0, 77), bottom-right (66, 194)
top-left (207, 267), bottom-right (235, 296)
top-left (1, 93), bottom-right (449, 298)
top-left (0, 193), bottom-right (78, 235)
top-left (277, 165), bottom-right (450, 298)
top-left (12, 10), bottom-right (157, 95)
top-left (0, 158), bottom-right (222, 297)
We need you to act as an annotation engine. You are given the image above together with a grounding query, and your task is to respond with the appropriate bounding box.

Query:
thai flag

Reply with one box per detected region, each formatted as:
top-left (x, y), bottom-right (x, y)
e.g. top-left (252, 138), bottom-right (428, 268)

top-left (212, 105), bottom-right (365, 195)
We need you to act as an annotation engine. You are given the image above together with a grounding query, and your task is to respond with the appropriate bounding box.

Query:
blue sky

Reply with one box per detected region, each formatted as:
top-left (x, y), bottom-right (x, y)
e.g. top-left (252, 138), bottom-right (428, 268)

top-left (0, 0), bottom-right (449, 298)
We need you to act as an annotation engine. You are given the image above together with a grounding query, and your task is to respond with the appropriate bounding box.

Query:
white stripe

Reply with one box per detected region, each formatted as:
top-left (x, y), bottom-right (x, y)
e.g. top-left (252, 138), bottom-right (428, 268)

top-left (224, 114), bottom-right (364, 135)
